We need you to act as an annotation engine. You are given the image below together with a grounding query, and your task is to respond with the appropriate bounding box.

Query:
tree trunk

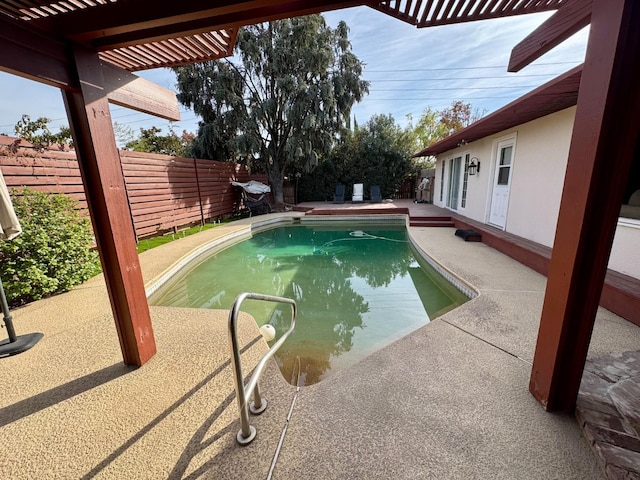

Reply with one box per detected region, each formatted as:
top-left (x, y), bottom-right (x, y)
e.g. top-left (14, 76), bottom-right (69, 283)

top-left (268, 170), bottom-right (285, 205)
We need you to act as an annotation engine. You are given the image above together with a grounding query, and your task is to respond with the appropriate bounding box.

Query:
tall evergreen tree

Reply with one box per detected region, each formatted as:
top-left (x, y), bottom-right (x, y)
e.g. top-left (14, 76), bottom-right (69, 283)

top-left (173, 15), bottom-right (369, 204)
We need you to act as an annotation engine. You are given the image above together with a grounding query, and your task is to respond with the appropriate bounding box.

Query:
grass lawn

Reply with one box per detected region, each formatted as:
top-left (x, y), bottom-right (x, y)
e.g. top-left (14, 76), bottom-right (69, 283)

top-left (136, 222), bottom-right (228, 254)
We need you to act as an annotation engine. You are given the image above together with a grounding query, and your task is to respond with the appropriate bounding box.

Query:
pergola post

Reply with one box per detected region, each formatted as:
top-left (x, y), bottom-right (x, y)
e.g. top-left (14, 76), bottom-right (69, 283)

top-left (529, 0), bottom-right (640, 410)
top-left (62, 47), bottom-right (156, 366)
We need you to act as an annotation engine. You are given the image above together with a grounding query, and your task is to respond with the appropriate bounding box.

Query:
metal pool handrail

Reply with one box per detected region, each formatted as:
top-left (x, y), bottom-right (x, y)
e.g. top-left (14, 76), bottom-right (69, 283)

top-left (228, 292), bottom-right (297, 446)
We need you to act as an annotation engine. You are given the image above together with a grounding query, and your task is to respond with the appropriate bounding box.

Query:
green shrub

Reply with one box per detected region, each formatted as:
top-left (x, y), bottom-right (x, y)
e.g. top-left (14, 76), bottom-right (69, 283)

top-left (0, 188), bottom-right (101, 306)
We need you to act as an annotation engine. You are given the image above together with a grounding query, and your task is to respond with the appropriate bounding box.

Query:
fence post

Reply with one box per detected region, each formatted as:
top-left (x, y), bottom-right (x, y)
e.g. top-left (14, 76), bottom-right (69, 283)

top-left (194, 157), bottom-right (205, 226)
top-left (118, 151), bottom-right (139, 242)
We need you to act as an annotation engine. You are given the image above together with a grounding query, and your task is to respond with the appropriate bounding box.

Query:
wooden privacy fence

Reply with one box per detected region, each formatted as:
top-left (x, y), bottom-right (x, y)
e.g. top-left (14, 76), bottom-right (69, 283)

top-left (0, 142), bottom-right (89, 210)
top-left (119, 151), bottom-right (254, 237)
top-left (0, 138), bottom-right (263, 239)
top-left (393, 179), bottom-right (417, 200)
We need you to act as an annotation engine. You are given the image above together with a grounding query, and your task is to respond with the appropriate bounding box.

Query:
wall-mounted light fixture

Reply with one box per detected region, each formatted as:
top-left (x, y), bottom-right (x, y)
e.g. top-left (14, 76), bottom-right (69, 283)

top-left (468, 157), bottom-right (480, 175)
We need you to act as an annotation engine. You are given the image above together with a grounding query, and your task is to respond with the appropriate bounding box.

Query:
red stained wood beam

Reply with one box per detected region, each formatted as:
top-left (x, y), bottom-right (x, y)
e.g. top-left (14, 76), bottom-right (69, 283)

top-left (62, 47), bottom-right (157, 367)
top-left (0, 13), bottom-right (179, 121)
top-left (529, 0), bottom-right (640, 411)
top-left (508, 0), bottom-right (592, 72)
top-left (0, 15), bottom-right (74, 89)
top-left (29, 0), bottom-right (365, 50)
top-left (102, 62), bottom-right (180, 121)
top-left (32, 0), bottom-right (289, 38)
top-left (91, 0), bottom-right (365, 50)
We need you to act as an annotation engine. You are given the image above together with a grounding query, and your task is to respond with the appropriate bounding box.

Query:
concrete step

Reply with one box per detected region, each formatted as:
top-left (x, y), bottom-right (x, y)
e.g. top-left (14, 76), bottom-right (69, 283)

top-left (409, 216), bottom-right (454, 227)
top-left (410, 221), bottom-right (455, 227)
top-left (308, 207), bottom-right (409, 216)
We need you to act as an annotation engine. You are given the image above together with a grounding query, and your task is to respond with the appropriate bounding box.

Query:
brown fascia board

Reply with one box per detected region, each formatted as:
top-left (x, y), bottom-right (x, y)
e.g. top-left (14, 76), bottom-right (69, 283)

top-left (413, 65), bottom-right (583, 157)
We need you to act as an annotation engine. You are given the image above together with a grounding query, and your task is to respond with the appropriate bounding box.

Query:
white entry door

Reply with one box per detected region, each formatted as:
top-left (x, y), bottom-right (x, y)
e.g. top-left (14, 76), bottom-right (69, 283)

top-left (489, 141), bottom-right (515, 228)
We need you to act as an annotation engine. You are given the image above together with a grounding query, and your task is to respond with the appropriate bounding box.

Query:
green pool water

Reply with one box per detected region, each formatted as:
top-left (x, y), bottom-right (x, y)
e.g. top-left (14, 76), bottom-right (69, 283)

top-left (152, 224), bottom-right (468, 386)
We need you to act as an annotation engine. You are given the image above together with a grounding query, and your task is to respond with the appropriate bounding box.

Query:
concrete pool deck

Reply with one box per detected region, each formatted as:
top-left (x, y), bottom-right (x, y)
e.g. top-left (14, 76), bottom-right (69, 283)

top-left (1, 201), bottom-right (639, 479)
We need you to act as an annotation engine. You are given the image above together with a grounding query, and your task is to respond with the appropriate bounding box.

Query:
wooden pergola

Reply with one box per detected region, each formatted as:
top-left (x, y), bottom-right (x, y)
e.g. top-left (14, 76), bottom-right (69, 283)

top-left (1, 0), bottom-right (638, 412)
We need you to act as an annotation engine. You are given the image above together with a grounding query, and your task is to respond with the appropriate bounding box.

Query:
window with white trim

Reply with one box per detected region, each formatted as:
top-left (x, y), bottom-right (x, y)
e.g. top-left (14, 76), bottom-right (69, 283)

top-left (461, 154), bottom-right (470, 208)
top-left (439, 160), bottom-right (445, 202)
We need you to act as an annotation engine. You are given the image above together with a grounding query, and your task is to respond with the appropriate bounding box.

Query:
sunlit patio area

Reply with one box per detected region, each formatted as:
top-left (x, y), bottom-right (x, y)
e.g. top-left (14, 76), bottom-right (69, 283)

top-left (2, 203), bottom-right (639, 479)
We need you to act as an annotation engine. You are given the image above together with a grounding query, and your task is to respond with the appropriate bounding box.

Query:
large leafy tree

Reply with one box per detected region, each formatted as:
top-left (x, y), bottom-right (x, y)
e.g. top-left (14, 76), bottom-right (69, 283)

top-left (439, 100), bottom-right (484, 135)
top-left (408, 108), bottom-right (448, 151)
top-left (173, 15), bottom-right (369, 204)
top-left (300, 114), bottom-right (416, 201)
top-left (410, 100), bottom-right (485, 150)
top-left (407, 100), bottom-right (485, 168)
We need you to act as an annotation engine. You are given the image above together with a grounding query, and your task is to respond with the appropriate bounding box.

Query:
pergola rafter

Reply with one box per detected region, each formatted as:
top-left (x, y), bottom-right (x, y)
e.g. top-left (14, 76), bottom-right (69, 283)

top-left (508, 0), bottom-right (592, 72)
top-left (370, 0), bottom-right (567, 28)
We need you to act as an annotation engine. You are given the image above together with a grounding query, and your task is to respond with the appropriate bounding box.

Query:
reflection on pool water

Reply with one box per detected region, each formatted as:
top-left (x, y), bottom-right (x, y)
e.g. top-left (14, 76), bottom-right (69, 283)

top-left (152, 224), bottom-right (468, 386)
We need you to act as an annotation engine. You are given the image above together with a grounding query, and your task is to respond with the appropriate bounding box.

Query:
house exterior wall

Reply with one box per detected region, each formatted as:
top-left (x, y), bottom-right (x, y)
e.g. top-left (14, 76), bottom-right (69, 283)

top-left (433, 138), bottom-right (494, 222)
top-left (432, 106), bottom-right (640, 281)
top-left (505, 107), bottom-right (575, 246)
top-left (610, 222), bottom-right (640, 277)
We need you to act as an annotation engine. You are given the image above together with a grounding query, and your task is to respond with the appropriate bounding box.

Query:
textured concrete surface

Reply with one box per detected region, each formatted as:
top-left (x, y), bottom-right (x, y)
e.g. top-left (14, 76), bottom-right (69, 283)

top-left (1, 201), bottom-right (639, 479)
top-left (276, 321), bottom-right (600, 479)
top-left (0, 303), bottom-right (296, 479)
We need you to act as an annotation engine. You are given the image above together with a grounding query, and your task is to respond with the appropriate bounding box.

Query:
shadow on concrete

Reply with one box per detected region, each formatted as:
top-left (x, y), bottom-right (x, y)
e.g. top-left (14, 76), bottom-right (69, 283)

top-left (167, 391), bottom-right (237, 480)
top-left (80, 335), bottom-right (262, 480)
top-left (167, 359), bottom-right (295, 480)
top-left (0, 363), bottom-right (133, 428)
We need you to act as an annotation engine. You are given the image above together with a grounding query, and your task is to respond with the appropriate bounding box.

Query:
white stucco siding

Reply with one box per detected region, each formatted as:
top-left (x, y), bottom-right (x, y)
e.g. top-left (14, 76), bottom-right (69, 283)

top-left (431, 105), bottom-right (639, 280)
top-left (432, 139), bottom-right (494, 222)
top-left (433, 107), bottom-right (575, 241)
top-left (461, 138), bottom-right (494, 221)
top-left (610, 222), bottom-right (640, 278)
top-left (505, 107), bottom-right (575, 247)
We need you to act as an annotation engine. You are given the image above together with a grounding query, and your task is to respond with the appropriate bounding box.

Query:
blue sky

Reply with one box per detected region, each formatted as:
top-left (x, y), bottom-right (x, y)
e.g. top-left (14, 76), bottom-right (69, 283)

top-left (0, 6), bottom-right (589, 139)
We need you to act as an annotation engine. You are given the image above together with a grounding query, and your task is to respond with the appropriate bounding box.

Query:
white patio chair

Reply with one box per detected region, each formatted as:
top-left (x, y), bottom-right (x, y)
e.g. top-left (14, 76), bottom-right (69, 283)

top-left (352, 183), bottom-right (364, 203)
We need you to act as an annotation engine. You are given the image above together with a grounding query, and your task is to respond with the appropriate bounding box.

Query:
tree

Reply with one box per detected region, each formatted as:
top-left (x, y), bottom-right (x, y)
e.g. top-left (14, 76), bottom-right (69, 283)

top-left (300, 114), bottom-right (416, 201)
top-left (173, 15), bottom-right (369, 204)
top-left (410, 100), bottom-right (485, 150)
top-left (113, 121), bottom-right (135, 148)
top-left (13, 115), bottom-right (73, 151)
top-left (407, 100), bottom-right (486, 169)
top-left (124, 126), bottom-right (194, 157)
top-left (408, 108), bottom-right (448, 151)
top-left (439, 100), bottom-right (484, 135)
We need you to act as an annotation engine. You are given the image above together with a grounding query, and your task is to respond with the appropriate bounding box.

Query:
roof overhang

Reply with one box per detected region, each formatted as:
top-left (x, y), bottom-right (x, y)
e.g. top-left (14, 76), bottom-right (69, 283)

top-left (413, 65), bottom-right (583, 157)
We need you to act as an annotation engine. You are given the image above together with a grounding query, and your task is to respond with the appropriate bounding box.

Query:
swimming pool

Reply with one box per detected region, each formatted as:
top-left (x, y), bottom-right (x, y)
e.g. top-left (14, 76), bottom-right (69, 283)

top-left (151, 221), bottom-right (469, 386)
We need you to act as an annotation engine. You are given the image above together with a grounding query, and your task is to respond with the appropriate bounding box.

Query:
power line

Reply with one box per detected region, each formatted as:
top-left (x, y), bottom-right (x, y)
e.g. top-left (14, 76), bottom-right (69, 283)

top-left (369, 77), bottom-right (559, 83)
top-left (2, 63), bottom-right (578, 131)
top-left (371, 85), bottom-right (539, 91)
top-left (363, 61), bottom-right (581, 72)
top-left (361, 96), bottom-right (526, 101)
top-left (0, 115), bottom-right (69, 129)
top-left (365, 73), bottom-right (568, 80)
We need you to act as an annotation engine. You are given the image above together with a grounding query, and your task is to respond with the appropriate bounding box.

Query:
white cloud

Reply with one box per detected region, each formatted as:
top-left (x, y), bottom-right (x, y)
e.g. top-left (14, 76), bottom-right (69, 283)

top-left (323, 7), bottom-right (587, 128)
